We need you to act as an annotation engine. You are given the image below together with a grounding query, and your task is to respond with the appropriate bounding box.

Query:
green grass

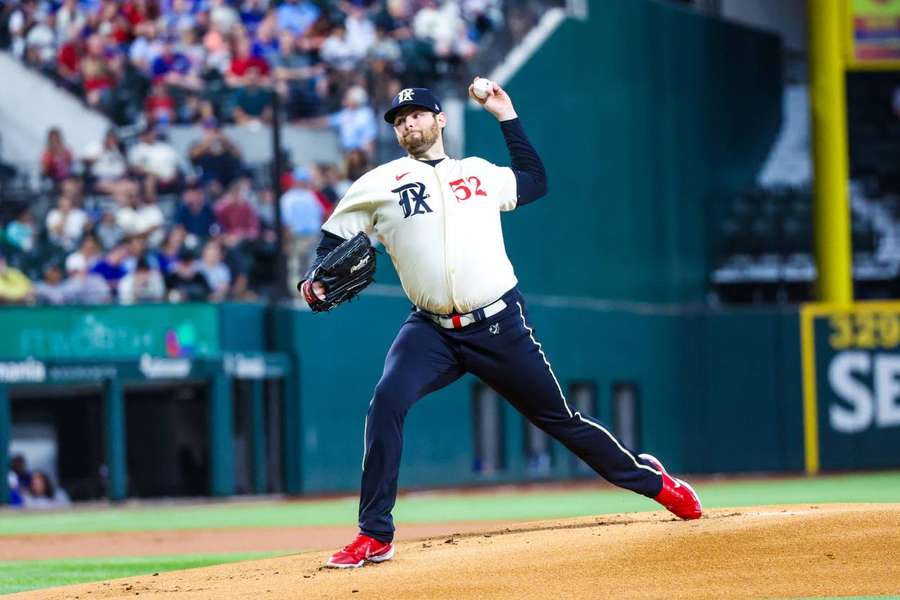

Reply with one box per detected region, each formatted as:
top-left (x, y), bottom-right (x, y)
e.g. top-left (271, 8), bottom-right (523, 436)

top-left (0, 552), bottom-right (284, 595)
top-left (1, 471), bottom-right (898, 536)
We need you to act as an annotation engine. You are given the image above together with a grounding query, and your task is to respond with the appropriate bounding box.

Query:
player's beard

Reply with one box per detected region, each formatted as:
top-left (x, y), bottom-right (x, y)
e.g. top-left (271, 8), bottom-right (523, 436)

top-left (399, 120), bottom-right (440, 157)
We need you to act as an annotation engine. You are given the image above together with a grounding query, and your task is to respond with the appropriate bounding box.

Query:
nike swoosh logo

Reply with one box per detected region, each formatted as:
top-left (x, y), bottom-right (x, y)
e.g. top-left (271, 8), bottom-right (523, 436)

top-left (395, 172), bottom-right (410, 181)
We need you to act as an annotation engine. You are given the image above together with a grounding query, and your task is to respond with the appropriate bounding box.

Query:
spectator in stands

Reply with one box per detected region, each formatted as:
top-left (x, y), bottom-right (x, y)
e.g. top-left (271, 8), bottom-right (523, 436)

top-left (112, 177), bottom-right (141, 234)
top-left (332, 85), bottom-right (377, 157)
top-left (128, 20), bottom-right (160, 74)
top-left (344, 6), bottom-right (376, 60)
top-left (55, 0), bottom-right (86, 45)
top-left (270, 29), bottom-right (323, 119)
top-left (201, 10), bottom-right (231, 73)
top-left (239, 0), bottom-right (268, 33)
top-left (5, 207), bottom-right (37, 255)
top-left (145, 78), bottom-right (178, 124)
top-left (128, 125), bottom-right (182, 194)
top-left (320, 20), bottom-right (365, 74)
top-left (232, 65), bottom-right (273, 125)
top-left (165, 247), bottom-right (211, 302)
top-left (56, 26), bottom-right (85, 94)
top-left (175, 180), bottom-right (218, 240)
top-left (7, 454), bottom-right (30, 507)
top-left (189, 118), bottom-right (243, 186)
top-left (84, 129), bottom-right (128, 195)
top-left (33, 262), bottom-right (67, 305)
top-left (210, 0), bottom-right (241, 35)
top-left (151, 35), bottom-right (202, 93)
top-left (0, 250), bottom-right (33, 304)
top-left (21, 13), bottom-right (55, 73)
top-left (213, 177), bottom-right (260, 292)
top-left (61, 253), bottom-right (111, 304)
top-left (21, 470), bottom-right (71, 510)
top-left (158, 226), bottom-right (187, 274)
top-left (276, 0), bottom-right (320, 37)
top-left (322, 161), bottom-right (352, 202)
top-left (118, 256), bottom-right (166, 304)
top-left (176, 25), bottom-right (205, 73)
top-left (40, 127), bottom-right (74, 184)
top-left (199, 239), bottom-right (231, 301)
top-left (413, 0), bottom-right (477, 62)
top-left (373, 0), bottom-right (414, 37)
top-left (131, 191), bottom-right (166, 247)
top-left (367, 21), bottom-right (402, 83)
top-left (45, 180), bottom-right (88, 251)
top-left (299, 85), bottom-right (377, 158)
top-left (227, 35), bottom-right (270, 88)
top-left (280, 166), bottom-right (324, 284)
top-left (95, 209), bottom-right (125, 250)
top-left (66, 235), bottom-right (104, 273)
top-left (214, 177), bottom-right (260, 246)
top-left (80, 33), bottom-right (116, 110)
top-left (124, 234), bottom-right (152, 272)
top-left (165, 0), bottom-right (196, 35)
top-left (90, 242), bottom-right (130, 293)
top-left (8, 0), bottom-right (40, 59)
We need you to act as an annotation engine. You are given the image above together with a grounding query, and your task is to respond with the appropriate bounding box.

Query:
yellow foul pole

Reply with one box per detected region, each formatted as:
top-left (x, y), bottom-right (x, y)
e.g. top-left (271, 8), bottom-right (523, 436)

top-left (807, 0), bottom-right (853, 303)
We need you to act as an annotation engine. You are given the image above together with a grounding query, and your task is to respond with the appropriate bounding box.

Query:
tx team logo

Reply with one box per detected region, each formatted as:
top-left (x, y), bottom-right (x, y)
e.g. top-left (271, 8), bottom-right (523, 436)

top-left (397, 88), bottom-right (415, 102)
top-left (392, 182), bottom-right (433, 218)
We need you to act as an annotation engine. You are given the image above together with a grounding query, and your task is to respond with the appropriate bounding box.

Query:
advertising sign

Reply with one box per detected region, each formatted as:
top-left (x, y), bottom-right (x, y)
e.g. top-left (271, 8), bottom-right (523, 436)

top-left (0, 304), bottom-right (219, 359)
top-left (801, 302), bottom-right (900, 472)
top-left (848, 0), bottom-right (900, 68)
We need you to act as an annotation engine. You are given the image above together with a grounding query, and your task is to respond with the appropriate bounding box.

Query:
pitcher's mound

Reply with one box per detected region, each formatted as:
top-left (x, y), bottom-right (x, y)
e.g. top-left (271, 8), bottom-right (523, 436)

top-left (16, 504), bottom-right (900, 600)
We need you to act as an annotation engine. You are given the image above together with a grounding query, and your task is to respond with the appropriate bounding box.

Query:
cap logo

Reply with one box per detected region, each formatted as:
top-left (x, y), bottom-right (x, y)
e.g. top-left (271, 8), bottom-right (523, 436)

top-left (397, 88), bottom-right (415, 102)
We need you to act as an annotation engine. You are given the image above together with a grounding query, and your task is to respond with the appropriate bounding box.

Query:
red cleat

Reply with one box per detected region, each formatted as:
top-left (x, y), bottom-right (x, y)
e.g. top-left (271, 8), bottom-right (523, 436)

top-left (325, 533), bottom-right (395, 569)
top-left (639, 453), bottom-right (702, 520)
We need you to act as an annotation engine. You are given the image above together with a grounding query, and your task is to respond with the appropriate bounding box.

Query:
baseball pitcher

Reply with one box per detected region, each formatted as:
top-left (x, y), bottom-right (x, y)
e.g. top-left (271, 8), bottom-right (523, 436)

top-left (299, 80), bottom-right (702, 568)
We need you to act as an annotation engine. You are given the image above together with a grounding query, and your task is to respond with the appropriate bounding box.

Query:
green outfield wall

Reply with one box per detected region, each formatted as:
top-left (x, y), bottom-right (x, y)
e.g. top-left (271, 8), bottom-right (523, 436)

top-left (462, 0), bottom-right (783, 303)
top-left (5, 298), bottom-right (898, 502)
top-left (271, 295), bottom-right (806, 494)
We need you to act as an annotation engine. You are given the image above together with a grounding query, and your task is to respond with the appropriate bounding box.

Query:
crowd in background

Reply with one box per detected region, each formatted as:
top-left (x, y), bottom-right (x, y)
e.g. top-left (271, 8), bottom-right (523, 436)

top-left (7, 454), bottom-right (71, 509)
top-left (0, 122), bottom-right (352, 305)
top-left (0, 0), bottom-right (516, 126)
top-left (0, 0), bottom-right (553, 306)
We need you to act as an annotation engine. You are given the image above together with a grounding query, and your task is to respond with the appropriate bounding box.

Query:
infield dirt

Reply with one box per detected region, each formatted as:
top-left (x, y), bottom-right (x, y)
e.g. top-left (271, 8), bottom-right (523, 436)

top-left (9, 503), bottom-right (900, 599)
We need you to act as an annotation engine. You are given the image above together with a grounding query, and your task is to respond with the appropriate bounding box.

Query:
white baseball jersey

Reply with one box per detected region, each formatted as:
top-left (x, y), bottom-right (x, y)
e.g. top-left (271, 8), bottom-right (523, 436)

top-left (321, 155), bottom-right (519, 314)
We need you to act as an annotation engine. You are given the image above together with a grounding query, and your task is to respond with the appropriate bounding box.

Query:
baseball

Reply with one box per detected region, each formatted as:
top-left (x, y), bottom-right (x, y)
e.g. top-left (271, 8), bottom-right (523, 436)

top-left (473, 78), bottom-right (493, 100)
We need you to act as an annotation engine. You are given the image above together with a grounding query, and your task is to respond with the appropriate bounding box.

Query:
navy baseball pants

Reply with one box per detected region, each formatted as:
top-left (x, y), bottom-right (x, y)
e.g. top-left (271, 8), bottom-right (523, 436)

top-left (358, 288), bottom-right (663, 542)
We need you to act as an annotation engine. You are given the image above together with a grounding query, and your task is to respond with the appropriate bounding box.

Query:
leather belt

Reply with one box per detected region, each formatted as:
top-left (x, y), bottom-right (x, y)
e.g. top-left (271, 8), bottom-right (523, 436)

top-left (418, 297), bottom-right (507, 330)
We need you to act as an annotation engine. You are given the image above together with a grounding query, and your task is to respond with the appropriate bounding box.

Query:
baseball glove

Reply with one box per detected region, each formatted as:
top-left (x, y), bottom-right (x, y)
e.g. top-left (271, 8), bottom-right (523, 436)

top-left (299, 232), bottom-right (376, 312)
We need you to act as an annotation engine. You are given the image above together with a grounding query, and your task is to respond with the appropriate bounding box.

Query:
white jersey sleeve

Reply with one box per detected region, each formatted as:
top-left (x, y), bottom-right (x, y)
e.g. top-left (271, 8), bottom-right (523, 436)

top-left (321, 172), bottom-right (378, 239)
top-left (471, 158), bottom-right (518, 212)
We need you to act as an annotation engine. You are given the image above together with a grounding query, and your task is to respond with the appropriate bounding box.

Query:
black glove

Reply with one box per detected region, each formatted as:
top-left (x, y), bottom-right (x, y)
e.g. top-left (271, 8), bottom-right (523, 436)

top-left (298, 232), bottom-right (376, 312)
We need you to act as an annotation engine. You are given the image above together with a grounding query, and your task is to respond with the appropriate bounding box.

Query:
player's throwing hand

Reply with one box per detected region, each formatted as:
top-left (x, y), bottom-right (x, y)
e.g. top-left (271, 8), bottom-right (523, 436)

top-left (468, 77), bottom-right (518, 122)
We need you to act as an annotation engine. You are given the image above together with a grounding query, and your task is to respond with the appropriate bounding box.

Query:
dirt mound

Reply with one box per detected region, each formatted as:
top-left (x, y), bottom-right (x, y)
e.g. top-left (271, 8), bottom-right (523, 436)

top-left (0, 521), bottom-right (516, 561)
top-left (12, 504), bottom-right (900, 600)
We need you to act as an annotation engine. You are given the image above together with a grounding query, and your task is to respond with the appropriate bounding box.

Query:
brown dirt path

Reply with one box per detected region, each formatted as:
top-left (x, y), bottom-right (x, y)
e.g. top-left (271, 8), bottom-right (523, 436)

top-left (0, 521), bottom-right (515, 561)
top-left (9, 504), bottom-right (900, 600)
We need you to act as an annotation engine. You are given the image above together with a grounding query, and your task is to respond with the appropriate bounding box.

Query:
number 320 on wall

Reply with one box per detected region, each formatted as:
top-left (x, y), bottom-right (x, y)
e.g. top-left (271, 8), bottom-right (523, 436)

top-left (828, 312), bottom-right (900, 350)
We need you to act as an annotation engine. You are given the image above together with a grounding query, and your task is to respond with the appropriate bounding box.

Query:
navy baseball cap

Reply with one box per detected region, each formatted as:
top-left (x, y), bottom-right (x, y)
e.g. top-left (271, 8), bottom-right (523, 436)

top-left (384, 87), bottom-right (443, 124)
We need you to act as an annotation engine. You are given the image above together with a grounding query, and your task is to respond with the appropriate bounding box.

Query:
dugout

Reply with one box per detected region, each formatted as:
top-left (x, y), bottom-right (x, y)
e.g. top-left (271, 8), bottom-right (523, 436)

top-left (0, 353), bottom-right (291, 503)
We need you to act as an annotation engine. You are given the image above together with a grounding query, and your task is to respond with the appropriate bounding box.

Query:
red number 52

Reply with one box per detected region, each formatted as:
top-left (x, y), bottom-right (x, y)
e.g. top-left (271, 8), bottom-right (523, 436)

top-left (450, 177), bottom-right (488, 202)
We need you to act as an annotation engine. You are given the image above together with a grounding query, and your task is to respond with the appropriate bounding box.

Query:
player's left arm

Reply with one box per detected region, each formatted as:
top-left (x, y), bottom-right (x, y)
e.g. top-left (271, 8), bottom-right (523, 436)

top-left (468, 78), bottom-right (548, 207)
